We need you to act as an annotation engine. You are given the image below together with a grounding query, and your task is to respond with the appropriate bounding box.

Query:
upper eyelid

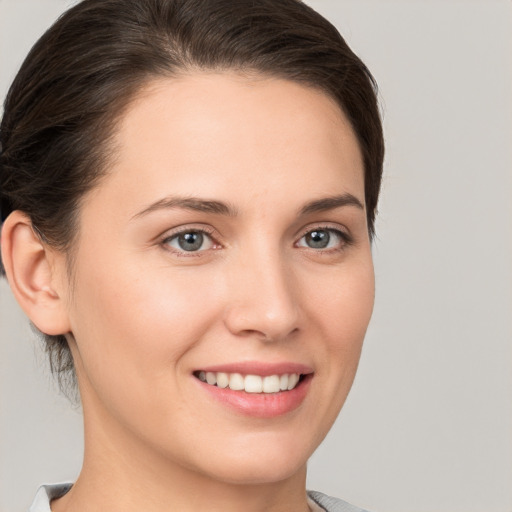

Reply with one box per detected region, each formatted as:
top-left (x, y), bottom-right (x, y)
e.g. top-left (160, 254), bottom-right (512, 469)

top-left (160, 224), bottom-right (218, 241)
top-left (160, 223), bottom-right (346, 237)
top-left (296, 223), bottom-right (350, 239)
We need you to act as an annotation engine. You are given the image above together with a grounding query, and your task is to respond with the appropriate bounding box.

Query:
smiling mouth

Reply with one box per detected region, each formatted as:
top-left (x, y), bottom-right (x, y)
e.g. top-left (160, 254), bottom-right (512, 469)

top-left (194, 371), bottom-right (304, 394)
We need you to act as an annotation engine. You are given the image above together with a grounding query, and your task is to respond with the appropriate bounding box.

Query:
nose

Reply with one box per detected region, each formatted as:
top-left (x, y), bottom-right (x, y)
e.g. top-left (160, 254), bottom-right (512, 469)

top-left (223, 248), bottom-right (300, 342)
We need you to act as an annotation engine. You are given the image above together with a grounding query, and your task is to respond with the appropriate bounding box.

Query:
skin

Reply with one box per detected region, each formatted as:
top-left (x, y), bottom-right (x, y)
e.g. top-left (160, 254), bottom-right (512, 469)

top-left (2, 73), bottom-right (374, 512)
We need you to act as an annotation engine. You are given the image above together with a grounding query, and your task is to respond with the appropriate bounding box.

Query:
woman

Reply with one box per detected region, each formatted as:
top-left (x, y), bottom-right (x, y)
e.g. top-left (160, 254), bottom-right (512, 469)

top-left (0, 0), bottom-right (384, 511)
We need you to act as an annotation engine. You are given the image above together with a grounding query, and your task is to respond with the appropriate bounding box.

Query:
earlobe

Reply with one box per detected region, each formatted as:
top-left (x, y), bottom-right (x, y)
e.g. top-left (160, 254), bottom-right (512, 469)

top-left (1, 211), bottom-right (71, 336)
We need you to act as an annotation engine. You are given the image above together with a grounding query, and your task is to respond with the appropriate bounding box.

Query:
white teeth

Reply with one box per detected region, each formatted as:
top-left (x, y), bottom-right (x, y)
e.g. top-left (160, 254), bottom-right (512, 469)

top-left (287, 373), bottom-right (300, 390)
top-left (229, 373), bottom-right (245, 391)
top-left (216, 372), bottom-right (229, 388)
top-left (197, 371), bottom-right (302, 393)
top-left (263, 375), bottom-right (280, 393)
top-left (244, 375), bottom-right (263, 393)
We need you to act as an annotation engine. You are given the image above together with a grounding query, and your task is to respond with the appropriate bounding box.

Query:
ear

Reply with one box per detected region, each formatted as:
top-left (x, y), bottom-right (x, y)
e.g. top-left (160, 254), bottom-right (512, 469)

top-left (1, 211), bottom-right (71, 336)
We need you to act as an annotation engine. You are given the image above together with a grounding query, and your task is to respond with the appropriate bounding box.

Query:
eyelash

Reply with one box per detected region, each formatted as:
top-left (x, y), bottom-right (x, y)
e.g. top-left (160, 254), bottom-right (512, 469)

top-left (160, 226), bottom-right (219, 257)
top-left (160, 225), bottom-right (353, 257)
top-left (296, 225), bottom-right (353, 253)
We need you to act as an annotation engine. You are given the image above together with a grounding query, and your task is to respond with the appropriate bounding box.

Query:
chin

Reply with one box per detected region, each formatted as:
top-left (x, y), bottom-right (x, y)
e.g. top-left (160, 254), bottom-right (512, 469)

top-left (211, 459), bottom-right (307, 486)
top-left (193, 436), bottom-right (311, 486)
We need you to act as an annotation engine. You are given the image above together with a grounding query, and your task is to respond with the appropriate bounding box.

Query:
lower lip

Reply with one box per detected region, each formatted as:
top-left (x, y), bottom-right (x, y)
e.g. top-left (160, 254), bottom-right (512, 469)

top-left (196, 375), bottom-right (313, 418)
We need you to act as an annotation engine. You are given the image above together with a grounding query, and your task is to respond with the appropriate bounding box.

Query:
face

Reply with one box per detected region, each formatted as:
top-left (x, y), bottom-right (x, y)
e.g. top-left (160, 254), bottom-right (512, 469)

top-left (61, 73), bottom-right (374, 486)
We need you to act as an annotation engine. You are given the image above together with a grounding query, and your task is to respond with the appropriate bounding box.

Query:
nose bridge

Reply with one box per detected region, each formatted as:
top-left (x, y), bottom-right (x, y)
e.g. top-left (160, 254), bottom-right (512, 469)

top-left (224, 237), bottom-right (300, 341)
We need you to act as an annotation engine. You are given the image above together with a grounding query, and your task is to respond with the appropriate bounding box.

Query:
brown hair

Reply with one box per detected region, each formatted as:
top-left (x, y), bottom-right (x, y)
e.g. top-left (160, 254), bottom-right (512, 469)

top-left (0, 0), bottom-right (384, 394)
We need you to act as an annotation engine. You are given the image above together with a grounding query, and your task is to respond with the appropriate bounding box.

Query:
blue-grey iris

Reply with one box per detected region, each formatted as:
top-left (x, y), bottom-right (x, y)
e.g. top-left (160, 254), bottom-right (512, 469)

top-left (306, 230), bottom-right (330, 249)
top-left (178, 232), bottom-right (204, 251)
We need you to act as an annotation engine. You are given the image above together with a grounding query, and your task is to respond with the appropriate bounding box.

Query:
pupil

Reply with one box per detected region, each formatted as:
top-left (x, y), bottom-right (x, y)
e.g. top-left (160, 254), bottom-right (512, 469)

top-left (179, 232), bottom-right (203, 251)
top-left (307, 230), bottom-right (329, 249)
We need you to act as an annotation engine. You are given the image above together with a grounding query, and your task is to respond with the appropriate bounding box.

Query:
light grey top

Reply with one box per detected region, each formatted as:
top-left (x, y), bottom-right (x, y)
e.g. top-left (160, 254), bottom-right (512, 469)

top-left (29, 484), bottom-right (72, 512)
top-left (29, 483), bottom-right (369, 512)
top-left (308, 490), bottom-right (370, 512)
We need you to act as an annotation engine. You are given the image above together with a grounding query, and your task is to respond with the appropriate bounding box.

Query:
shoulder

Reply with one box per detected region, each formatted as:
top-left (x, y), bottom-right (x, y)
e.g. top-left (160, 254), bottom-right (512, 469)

top-left (28, 483), bottom-right (72, 512)
top-left (307, 490), bottom-right (372, 512)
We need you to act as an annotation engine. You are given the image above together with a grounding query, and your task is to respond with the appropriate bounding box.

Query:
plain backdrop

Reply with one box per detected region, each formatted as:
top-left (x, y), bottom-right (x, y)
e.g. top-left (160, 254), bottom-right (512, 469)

top-left (1, 1), bottom-right (511, 511)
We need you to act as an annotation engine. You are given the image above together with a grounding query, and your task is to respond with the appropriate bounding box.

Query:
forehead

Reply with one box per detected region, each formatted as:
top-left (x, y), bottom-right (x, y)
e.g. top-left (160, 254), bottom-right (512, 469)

top-left (87, 72), bottom-right (365, 217)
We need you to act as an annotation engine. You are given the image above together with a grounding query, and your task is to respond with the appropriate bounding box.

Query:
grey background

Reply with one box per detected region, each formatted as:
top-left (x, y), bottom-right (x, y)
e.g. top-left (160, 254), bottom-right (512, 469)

top-left (1, 1), bottom-right (511, 511)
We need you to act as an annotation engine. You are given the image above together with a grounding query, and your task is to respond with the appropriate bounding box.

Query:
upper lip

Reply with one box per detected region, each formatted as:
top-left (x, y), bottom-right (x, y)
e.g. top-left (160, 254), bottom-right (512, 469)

top-left (195, 361), bottom-right (313, 376)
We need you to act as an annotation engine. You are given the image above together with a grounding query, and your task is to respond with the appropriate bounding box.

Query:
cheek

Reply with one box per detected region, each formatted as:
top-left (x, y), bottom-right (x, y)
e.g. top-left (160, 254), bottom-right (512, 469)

top-left (67, 254), bottom-right (222, 389)
top-left (303, 255), bottom-right (374, 390)
top-left (307, 256), bottom-right (374, 344)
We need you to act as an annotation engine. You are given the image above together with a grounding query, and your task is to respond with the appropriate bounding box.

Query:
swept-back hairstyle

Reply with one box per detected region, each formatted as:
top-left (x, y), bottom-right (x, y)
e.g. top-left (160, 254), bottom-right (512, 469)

top-left (0, 0), bottom-right (384, 395)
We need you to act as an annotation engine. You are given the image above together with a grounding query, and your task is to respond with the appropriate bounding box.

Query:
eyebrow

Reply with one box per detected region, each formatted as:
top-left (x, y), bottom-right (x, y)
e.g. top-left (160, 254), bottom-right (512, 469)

top-left (132, 193), bottom-right (364, 220)
top-left (299, 194), bottom-right (364, 215)
top-left (132, 196), bottom-right (239, 219)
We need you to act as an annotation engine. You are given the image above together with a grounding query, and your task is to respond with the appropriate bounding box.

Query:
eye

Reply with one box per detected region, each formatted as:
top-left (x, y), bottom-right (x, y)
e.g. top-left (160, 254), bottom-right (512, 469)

top-left (164, 230), bottom-right (215, 253)
top-left (296, 227), bottom-right (349, 250)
